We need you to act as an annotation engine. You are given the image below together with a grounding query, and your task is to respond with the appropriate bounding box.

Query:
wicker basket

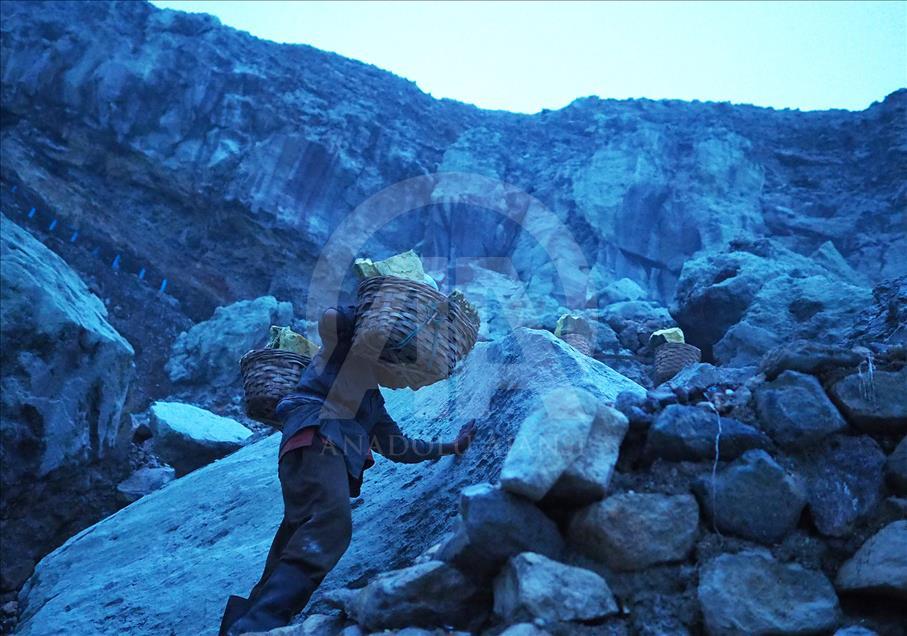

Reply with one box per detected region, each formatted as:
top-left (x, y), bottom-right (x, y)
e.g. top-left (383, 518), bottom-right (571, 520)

top-left (562, 332), bottom-right (593, 357)
top-left (654, 342), bottom-right (701, 384)
top-left (353, 276), bottom-right (480, 389)
top-left (239, 349), bottom-right (312, 426)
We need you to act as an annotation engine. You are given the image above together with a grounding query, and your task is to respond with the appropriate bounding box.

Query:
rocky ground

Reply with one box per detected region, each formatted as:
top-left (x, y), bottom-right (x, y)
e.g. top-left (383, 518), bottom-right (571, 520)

top-left (1, 1), bottom-right (905, 635)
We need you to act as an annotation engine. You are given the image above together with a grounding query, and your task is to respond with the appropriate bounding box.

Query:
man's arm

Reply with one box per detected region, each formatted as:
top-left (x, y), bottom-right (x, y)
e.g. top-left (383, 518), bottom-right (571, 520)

top-left (371, 414), bottom-right (477, 463)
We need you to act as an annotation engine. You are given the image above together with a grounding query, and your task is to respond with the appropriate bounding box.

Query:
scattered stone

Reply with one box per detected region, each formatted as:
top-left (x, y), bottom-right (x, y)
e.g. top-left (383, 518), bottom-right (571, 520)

top-left (501, 389), bottom-right (598, 501)
top-left (693, 449), bottom-right (807, 544)
top-left (759, 339), bottom-right (864, 381)
top-left (886, 437), bottom-right (907, 493)
top-left (698, 550), bottom-right (840, 636)
top-left (437, 483), bottom-right (564, 575)
top-left (243, 613), bottom-right (345, 635)
top-left (665, 363), bottom-right (754, 403)
top-left (499, 623), bottom-right (551, 636)
top-left (568, 492), bottom-right (699, 571)
top-left (836, 520), bottom-right (907, 599)
top-left (493, 552), bottom-right (618, 623)
top-left (546, 405), bottom-right (628, 506)
top-left (149, 401), bottom-right (252, 475)
top-left (797, 435), bottom-right (885, 537)
top-left (645, 404), bottom-right (770, 462)
top-left (116, 466), bottom-right (176, 504)
top-left (165, 295), bottom-right (294, 386)
top-left (829, 367), bottom-right (907, 434)
top-left (754, 370), bottom-right (848, 449)
top-left (600, 278), bottom-right (648, 305)
top-left (346, 561), bottom-right (482, 631)
top-left (834, 627), bottom-right (879, 636)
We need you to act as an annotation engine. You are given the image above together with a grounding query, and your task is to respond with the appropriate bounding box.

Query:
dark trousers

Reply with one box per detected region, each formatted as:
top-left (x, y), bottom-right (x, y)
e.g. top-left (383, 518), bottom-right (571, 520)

top-left (248, 438), bottom-right (353, 603)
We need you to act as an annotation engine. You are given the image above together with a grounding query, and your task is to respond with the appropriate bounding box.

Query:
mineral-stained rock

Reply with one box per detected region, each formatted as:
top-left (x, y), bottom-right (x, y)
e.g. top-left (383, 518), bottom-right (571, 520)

top-left (546, 405), bottom-right (628, 506)
top-left (645, 404), bottom-right (769, 462)
top-left (829, 367), bottom-right (907, 434)
top-left (699, 550), bottom-right (840, 636)
top-left (836, 520), bottom-right (907, 599)
top-left (568, 492), bottom-right (699, 571)
top-left (796, 435), bottom-right (885, 537)
top-left (116, 466), bottom-right (176, 504)
top-left (149, 401), bottom-right (252, 475)
top-left (693, 449), bottom-right (807, 544)
top-left (500, 389), bottom-right (598, 501)
top-left (887, 437), bottom-right (907, 494)
top-left (346, 561), bottom-right (482, 631)
top-left (754, 370), bottom-right (848, 449)
top-left (493, 552), bottom-right (618, 623)
top-left (1, 215), bottom-right (135, 592)
top-left (165, 296), bottom-right (294, 387)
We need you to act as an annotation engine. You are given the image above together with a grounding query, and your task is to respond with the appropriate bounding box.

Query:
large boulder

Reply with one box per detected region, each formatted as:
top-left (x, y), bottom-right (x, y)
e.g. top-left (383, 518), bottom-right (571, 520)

top-left (0, 216), bottom-right (134, 592)
top-left (567, 492), bottom-right (699, 571)
top-left (149, 401), bottom-right (252, 475)
top-left (828, 367), bottom-right (907, 434)
top-left (116, 466), bottom-right (176, 504)
top-left (15, 329), bottom-right (643, 636)
top-left (693, 449), bottom-right (807, 545)
top-left (346, 561), bottom-right (482, 631)
top-left (672, 238), bottom-right (872, 365)
top-left (546, 405), bottom-right (628, 506)
top-left (493, 552), bottom-right (618, 623)
top-left (699, 550), bottom-right (840, 636)
top-left (500, 389), bottom-right (598, 500)
top-left (165, 296), bottom-right (294, 387)
top-left (836, 521), bottom-right (907, 599)
top-left (645, 404), bottom-right (769, 462)
top-left (796, 435), bottom-right (885, 537)
top-left (754, 371), bottom-right (848, 449)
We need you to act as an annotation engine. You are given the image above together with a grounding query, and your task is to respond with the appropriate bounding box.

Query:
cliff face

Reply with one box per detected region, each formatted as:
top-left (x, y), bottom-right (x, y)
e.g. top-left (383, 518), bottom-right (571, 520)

top-left (1, 1), bottom-right (904, 329)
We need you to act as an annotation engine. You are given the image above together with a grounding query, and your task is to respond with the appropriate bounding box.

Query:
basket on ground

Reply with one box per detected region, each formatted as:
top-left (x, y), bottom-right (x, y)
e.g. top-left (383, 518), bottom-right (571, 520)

top-left (654, 342), bottom-right (701, 384)
top-left (353, 276), bottom-right (480, 389)
top-left (240, 349), bottom-right (312, 426)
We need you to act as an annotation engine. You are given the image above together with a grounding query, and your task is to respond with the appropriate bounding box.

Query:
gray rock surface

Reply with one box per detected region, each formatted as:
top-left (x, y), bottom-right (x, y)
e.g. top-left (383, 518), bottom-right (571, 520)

top-left (797, 435), bottom-right (885, 537)
top-left (346, 561), bottom-right (482, 631)
top-left (699, 550), bottom-right (840, 636)
top-left (829, 368), bottom-right (907, 434)
top-left (886, 437), bottom-right (907, 494)
top-left (149, 401), bottom-right (252, 475)
top-left (493, 552), bottom-right (618, 623)
top-left (568, 492), bottom-right (699, 571)
top-left (1, 215), bottom-right (135, 592)
top-left (645, 404), bottom-right (770, 462)
top-left (437, 483), bottom-right (564, 575)
top-left (166, 296), bottom-right (294, 387)
top-left (694, 449), bottom-right (807, 544)
top-left (500, 388), bottom-right (598, 500)
top-left (116, 466), bottom-right (176, 504)
top-left (673, 239), bottom-right (874, 365)
top-left (758, 340), bottom-right (864, 381)
top-left (546, 405), bottom-right (628, 506)
top-left (15, 329), bottom-right (641, 636)
top-left (836, 520), bottom-right (907, 599)
top-left (754, 370), bottom-right (848, 449)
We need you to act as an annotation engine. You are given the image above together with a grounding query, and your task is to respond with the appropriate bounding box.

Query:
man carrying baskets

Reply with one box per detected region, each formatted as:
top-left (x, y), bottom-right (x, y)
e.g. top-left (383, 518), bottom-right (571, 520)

top-left (221, 304), bottom-right (477, 635)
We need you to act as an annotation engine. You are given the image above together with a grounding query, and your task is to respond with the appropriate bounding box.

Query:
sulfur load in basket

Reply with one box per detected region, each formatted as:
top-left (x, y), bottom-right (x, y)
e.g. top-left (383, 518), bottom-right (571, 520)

top-left (240, 326), bottom-right (316, 427)
top-left (353, 276), bottom-right (480, 389)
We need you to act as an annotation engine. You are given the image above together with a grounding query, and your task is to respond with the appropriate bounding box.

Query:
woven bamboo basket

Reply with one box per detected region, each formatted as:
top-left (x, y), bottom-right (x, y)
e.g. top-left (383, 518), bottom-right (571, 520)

top-left (561, 332), bottom-right (593, 357)
top-left (654, 342), bottom-right (701, 384)
top-left (353, 276), bottom-right (480, 389)
top-left (239, 349), bottom-right (312, 426)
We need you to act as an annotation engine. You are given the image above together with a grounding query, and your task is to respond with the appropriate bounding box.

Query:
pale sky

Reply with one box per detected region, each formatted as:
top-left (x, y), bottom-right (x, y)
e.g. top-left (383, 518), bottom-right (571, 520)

top-left (149, 0), bottom-right (906, 113)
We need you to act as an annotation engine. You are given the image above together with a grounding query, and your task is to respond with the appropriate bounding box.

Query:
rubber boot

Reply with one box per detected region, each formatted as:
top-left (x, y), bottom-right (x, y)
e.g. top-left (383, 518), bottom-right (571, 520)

top-left (219, 595), bottom-right (249, 636)
top-left (226, 562), bottom-right (317, 635)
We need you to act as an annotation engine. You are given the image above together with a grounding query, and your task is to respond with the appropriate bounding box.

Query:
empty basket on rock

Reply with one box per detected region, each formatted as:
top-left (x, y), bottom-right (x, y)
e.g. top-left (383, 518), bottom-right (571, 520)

top-left (353, 276), bottom-right (480, 389)
top-left (239, 349), bottom-right (312, 426)
top-left (654, 342), bottom-right (701, 384)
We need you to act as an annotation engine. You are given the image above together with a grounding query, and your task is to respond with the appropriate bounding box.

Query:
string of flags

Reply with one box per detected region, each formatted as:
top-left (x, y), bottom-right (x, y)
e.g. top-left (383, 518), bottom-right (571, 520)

top-left (1, 180), bottom-right (171, 297)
